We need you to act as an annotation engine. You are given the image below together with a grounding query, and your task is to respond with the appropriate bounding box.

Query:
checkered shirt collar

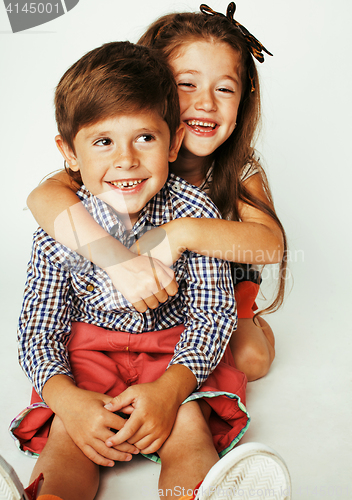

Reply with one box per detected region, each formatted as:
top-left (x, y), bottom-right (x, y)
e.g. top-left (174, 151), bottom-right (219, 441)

top-left (76, 176), bottom-right (175, 240)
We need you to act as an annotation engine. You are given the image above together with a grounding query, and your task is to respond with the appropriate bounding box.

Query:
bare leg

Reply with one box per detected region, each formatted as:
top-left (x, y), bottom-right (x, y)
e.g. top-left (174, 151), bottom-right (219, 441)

top-left (230, 316), bottom-right (275, 381)
top-left (158, 400), bottom-right (218, 498)
top-left (30, 415), bottom-right (100, 500)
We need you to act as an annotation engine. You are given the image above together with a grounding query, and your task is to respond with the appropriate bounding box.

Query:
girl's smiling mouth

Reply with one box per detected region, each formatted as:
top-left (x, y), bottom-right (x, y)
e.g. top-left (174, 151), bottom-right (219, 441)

top-left (185, 119), bottom-right (218, 135)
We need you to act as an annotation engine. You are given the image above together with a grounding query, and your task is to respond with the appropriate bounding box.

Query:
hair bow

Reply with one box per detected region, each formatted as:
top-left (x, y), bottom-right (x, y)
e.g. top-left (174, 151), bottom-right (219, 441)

top-left (200, 3), bottom-right (273, 63)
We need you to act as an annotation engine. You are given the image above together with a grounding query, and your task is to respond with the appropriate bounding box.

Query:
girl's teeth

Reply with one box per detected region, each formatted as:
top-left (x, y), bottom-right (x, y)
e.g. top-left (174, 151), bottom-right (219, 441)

top-left (187, 120), bottom-right (216, 128)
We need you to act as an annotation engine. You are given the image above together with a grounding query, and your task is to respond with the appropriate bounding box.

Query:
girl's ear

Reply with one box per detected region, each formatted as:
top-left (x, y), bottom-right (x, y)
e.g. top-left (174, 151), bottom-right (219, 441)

top-left (168, 124), bottom-right (185, 163)
top-left (55, 135), bottom-right (79, 171)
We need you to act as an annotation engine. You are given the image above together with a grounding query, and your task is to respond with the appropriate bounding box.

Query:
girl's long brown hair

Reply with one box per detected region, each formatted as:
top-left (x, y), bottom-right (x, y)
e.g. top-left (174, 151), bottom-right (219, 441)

top-left (139, 11), bottom-right (288, 315)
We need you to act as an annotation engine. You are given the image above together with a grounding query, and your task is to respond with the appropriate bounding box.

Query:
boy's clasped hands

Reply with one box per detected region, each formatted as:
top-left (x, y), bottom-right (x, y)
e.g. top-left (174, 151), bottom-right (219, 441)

top-left (52, 366), bottom-right (193, 468)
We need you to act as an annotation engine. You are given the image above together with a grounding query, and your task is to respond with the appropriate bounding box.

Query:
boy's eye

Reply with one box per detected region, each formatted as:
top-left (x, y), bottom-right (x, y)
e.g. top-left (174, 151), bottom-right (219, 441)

top-left (136, 134), bottom-right (155, 143)
top-left (94, 138), bottom-right (112, 146)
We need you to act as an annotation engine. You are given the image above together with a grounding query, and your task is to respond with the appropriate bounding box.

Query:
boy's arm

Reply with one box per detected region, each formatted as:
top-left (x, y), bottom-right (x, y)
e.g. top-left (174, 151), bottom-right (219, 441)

top-left (27, 172), bottom-right (178, 311)
top-left (18, 232), bottom-right (138, 465)
top-left (18, 230), bottom-right (74, 396)
top-left (168, 253), bottom-right (236, 385)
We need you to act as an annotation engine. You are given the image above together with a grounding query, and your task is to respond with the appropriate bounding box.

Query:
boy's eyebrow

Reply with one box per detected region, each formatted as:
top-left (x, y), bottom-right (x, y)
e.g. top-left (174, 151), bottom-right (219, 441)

top-left (85, 130), bottom-right (111, 139)
top-left (84, 127), bottom-right (164, 140)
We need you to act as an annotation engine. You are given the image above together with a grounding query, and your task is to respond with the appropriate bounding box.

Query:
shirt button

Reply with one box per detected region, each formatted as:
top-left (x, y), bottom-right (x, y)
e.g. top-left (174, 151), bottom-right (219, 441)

top-left (86, 284), bottom-right (94, 292)
top-left (172, 182), bottom-right (181, 191)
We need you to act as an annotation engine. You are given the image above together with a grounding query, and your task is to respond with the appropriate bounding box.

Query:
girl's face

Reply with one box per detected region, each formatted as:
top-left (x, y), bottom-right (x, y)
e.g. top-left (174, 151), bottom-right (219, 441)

top-left (169, 40), bottom-right (243, 159)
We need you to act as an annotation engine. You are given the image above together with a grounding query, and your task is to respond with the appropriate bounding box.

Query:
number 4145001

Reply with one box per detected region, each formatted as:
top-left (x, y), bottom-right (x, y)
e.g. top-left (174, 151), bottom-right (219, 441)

top-left (6, 3), bottom-right (60, 14)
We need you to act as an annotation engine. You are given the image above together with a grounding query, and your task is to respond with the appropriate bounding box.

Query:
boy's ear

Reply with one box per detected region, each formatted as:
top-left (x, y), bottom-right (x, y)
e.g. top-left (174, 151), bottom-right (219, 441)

top-left (55, 135), bottom-right (79, 171)
top-left (168, 124), bottom-right (185, 163)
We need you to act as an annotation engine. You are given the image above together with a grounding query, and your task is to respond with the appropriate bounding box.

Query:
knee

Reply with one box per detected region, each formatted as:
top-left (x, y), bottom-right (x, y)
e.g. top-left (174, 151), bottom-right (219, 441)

top-left (50, 415), bottom-right (69, 436)
top-left (234, 341), bottom-right (275, 382)
top-left (159, 402), bottom-right (212, 461)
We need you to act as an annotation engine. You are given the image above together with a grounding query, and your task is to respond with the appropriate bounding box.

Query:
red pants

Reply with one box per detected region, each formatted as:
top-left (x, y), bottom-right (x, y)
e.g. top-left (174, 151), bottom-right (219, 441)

top-left (10, 323), bottom-right (250, 461)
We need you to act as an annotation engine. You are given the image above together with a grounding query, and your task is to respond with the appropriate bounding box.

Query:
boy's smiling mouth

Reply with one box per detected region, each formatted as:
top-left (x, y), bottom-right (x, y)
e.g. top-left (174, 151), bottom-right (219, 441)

top-left (108, 179), bottom-right (145, 190)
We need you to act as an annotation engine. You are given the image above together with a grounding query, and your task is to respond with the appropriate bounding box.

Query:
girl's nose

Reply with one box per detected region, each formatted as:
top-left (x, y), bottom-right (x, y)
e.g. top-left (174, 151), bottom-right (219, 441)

top-left (194, 88), bottom-right (217, 112)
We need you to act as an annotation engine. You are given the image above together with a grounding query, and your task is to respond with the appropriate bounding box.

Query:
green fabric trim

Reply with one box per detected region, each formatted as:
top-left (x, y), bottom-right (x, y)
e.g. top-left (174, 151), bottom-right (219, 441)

top-left (142, 391), bottom-right (250, 464)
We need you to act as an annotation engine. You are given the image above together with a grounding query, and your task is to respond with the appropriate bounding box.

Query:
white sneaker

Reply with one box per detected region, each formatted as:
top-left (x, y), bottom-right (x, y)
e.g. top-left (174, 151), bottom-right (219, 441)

top-left (0, 455), bottom-right (28, 500)
top-left (195, 442), bottom-right (291, 500)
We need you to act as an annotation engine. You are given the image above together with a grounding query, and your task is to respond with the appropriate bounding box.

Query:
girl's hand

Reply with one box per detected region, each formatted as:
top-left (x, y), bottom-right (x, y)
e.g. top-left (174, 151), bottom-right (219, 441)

top-left (130, 219), bottom-right (188, 267)
top-left (105, 253), bottom-right (178, 312)
top-left (104, 380), bottom-right (180, 455)
top-left (52, 384), bottom-right (139, 466)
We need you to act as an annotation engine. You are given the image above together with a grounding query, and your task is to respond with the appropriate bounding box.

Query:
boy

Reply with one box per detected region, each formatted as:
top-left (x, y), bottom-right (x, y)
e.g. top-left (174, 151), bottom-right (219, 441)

top-left (5, 41), bottom-right (290, 500)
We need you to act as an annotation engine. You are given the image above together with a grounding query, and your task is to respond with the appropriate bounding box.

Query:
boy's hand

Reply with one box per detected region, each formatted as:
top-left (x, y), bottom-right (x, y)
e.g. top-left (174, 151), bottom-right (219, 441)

top-left (59, 387), bottom-right (139, 466)
top-left (104, 366), bottom-right (197, 455)
top-left (104, 381), bottom-right (179, 455)
top-left (43, 378), bottom-right (139, 467)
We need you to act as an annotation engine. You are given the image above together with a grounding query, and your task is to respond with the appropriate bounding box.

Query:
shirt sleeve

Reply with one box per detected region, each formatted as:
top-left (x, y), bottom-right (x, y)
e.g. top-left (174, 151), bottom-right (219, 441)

top-left (17, 231), bottom-right (74, 400)
top-left (168, 252), bottom-right (237, 388)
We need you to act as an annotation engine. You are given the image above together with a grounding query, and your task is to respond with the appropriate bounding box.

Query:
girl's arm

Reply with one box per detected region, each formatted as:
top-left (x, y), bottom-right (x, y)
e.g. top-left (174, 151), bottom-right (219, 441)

top-left (27, 170), bottom-right (178, 311)
top-left (131, 173), bottom-right (284, 265)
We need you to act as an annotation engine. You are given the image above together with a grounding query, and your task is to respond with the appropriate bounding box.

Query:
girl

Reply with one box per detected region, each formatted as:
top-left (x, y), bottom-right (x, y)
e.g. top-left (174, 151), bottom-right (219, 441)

top-left (26, 2), bottom-right (287, 382)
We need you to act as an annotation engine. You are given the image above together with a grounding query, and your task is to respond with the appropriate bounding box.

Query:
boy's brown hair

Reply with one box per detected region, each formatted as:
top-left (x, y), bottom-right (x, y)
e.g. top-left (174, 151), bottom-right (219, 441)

top-left (55, 41), bottom-right (180, 154)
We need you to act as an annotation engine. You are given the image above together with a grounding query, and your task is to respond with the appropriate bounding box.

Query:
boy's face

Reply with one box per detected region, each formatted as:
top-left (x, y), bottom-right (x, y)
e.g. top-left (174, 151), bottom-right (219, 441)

top-left (58, 111), bottom-right (183, 227)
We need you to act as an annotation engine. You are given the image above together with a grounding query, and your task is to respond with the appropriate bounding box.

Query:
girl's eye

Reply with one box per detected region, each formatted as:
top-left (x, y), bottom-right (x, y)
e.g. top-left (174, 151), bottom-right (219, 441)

top-left (136, 134), bottom-right (155, 143)
top-left (94, 138), bottom-right (112, 146)
top-left (178, 82), bottom-right (195, 89)
top-left (218, 87), bottom-right (235, 94)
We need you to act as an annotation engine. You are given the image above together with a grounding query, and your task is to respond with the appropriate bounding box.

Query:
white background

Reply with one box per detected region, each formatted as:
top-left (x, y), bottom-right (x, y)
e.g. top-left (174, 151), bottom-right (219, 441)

top-left (0, 1), bottom-right (351, 498)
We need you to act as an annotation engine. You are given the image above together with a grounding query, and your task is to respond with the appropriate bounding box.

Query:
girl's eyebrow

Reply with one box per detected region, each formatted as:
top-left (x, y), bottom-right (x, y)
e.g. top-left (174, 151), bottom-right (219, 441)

top-left (174, 69), bottom-right (200, 77)
top-left (175, 69), bottom-right (240, 85)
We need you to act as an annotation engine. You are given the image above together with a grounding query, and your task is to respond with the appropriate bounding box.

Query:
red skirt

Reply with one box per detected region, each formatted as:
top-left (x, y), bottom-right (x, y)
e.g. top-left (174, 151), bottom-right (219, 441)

top-left (235, 281), bottom-right (259, 319)
top-left (10, 323), bottom-right (250, 462)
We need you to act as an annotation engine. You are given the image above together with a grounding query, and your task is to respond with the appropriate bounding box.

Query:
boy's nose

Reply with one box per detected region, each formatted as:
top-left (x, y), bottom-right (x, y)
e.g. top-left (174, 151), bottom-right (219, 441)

top-left (194, 88), bottom-right (217, 112)
top-left (114, 146), bottom-right (139, 169)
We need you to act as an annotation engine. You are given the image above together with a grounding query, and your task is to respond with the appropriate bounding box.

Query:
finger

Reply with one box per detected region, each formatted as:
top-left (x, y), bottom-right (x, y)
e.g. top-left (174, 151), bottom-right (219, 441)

top-left (117, 405), bottom-right (135, 414)
top-left (106, 415), bottom-right (143, 447)
top-left (81, 443), bottom-right (116, 468)
top-left (104, 390), bottom-right (135, 413)
top-left (104, 411), bottom-right (130, 432)
top-left (131, 298), bottom-right (148, 313)
top-left (130, 434), bottom-right (156, 452)
top-left (113, 441), bottom-right (140, 454)
top-left (161, 277), bottom-right (178, 297)
top-left (139, 438), bottom-right (165, 455)
top-left (153, 289), bottom-right (169, 303)
top-left (142, 294), bottom-right (160, 310)
top-left (86, 440), bottom-right (134, 464)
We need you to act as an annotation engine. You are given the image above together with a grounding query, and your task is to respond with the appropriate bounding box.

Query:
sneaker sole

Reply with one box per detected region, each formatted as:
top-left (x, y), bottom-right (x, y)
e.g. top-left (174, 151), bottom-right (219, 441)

top-left (195, 442), bottom-right (291, 500)
top-left (0, 456), bottom-right (26, 500)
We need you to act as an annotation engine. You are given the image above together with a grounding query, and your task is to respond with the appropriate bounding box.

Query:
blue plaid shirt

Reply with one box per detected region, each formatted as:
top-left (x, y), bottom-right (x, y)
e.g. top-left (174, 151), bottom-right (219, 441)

top-left (18, 173), bottom-right (237, 399)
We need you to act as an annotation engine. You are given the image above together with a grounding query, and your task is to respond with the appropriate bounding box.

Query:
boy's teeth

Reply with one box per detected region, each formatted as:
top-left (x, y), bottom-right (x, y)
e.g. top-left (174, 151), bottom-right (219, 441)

top-left (187, 120), bottom-right (216, 128)
top-left (110, 179), bottom-right (143, 188)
